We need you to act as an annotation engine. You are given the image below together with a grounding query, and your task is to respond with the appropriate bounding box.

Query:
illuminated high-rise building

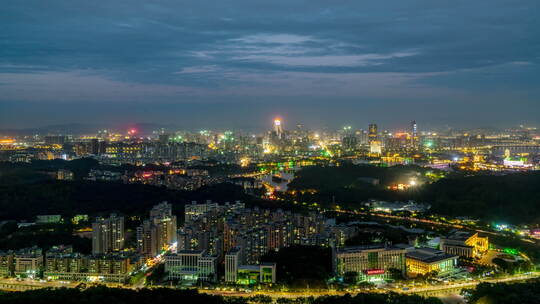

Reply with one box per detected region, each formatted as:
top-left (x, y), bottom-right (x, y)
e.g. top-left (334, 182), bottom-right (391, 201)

top-left (137, 202), bottom-right (177, 257)
top-left (411, 120), bottom-right (418, 149)
top-left (92, 214), bottom-right (125, 255)
top-left (274, 119), bottom-right (283, 139)
top-left (369, 141), bottom-right (382, 154)
top-left (368, 124), bottom-right (378, 143)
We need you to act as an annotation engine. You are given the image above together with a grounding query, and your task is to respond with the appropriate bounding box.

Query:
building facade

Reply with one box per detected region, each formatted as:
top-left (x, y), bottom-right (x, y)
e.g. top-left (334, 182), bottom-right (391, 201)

top-left (164, 250), bottom-right (217, 282)
top-left (92, 214), bottom-right (125, 255)
top-left (406, 247), bottom-right (458, 276)
top-left (440, 231), bottom-right (488, 258)
top-left (334, 245), bottom-right (406, 282)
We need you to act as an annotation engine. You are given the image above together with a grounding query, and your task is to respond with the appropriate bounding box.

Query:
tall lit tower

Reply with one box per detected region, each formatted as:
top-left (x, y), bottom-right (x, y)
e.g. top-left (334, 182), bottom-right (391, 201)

top-left (274, 118), bottom-right (283, 139)
top-left (368, 124), bottom-right (378, 143)
top-left (411, 120), bottom-right (418, 149)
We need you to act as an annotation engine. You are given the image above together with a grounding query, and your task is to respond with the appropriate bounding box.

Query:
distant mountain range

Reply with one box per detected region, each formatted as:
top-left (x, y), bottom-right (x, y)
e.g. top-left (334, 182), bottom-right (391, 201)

top-left (0, 123), bottom-right (177, 136)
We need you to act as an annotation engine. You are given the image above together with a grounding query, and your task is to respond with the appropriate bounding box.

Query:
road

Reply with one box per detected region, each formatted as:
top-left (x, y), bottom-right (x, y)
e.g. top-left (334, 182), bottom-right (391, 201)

top-left (331, 208), bottom-right (539, 247)
top-left (1, 272), bottom-right (538, 298)
top-left (399, 272), bottom-right (539, 296)
top-left (198, 272), bottom-right (540, 298)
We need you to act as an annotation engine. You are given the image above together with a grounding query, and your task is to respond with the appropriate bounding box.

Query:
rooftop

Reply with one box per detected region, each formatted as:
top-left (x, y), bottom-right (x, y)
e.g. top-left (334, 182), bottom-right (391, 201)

top-left (406, 247), bottom-right (458, 263)
top-left (336, 244), bottom-right (404, 254)
top-left (446, 231), bottom-right (475, 241)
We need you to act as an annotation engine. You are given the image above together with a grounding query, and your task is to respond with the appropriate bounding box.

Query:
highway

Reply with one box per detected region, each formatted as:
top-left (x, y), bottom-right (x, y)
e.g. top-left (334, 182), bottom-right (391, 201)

top-left (199, 272), bottom-right (540, 298)
top-left (329, 208), bottom-right (539, 247)
top-left (1, 271), bottom-right (538, 299)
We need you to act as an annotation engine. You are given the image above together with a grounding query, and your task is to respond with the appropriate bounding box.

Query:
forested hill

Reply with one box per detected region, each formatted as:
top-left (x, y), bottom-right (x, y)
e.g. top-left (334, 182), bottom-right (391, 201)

top-left (0, 180), bottom-right (264, 221)
top-left (287, 164), bottom-right (540, 224)
top-left (419, 171), bottom-right (540, 224)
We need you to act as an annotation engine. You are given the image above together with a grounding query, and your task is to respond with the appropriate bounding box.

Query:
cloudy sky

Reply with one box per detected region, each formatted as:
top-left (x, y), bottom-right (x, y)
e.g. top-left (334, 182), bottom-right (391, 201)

top-left (1, 0), bottom-right (539, 130)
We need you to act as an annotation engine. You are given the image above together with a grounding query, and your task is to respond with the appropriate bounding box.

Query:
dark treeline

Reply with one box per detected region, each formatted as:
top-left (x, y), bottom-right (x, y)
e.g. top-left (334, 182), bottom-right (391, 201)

top-left (288, 164), bottom-right (434, 190)
top-left (3, 160), bottom-right (540, 224)
top-left (287, 164), bottom-right (540, 224)
top-left (0, 159), bottom-right (280, 221)
top-left (0, 286), bottom-right (443, 304)
top-left (0, 158), bottom-right (255, 182)
top-left (0, 180), bottom-right (270, 221)
top-left (0, 222), bottom-right (92, 253)
top-left (261, 245), bottom-right (333, 288)
top-left (284, 164), bottom-right (436, 210)
top-left (419, 172), bottom-right (540, 224)
top-left (465, 279), bottom-right (540, 304)
top-left (0, 158), bottom-right (102, 181)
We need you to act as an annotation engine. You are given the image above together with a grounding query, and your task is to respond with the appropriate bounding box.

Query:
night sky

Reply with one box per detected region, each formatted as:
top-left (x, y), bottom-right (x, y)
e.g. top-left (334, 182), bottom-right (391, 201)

top-left (1, 0), bottom-right (539, 130)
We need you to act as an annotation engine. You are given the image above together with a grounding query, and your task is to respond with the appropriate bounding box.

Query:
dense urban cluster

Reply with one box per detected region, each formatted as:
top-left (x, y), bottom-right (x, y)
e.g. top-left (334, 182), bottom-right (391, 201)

top-left (0, 198), bottom-right (499, 287)
top-left (2, 120), bottom-right (540, 172)
top-left (0, 120), bottom-right (539, 303)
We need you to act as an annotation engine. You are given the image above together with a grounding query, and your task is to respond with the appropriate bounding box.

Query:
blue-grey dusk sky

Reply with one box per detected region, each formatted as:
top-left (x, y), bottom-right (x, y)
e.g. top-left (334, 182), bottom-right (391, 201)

top-left (1, 0), bottom-right (539, 130)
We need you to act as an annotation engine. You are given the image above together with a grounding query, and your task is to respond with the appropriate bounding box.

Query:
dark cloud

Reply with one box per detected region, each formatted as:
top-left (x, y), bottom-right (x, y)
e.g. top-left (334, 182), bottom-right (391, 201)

top-left (0, 0), bottom-right (539, 128)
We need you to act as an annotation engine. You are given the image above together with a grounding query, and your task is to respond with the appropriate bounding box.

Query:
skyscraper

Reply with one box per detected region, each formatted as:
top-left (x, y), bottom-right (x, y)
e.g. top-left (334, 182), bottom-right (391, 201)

top-left (411, 120), bottom-right (418, 149)
top-left (92, 214), bottom-right (125, 255)
top-left (368, 124), bottom-right (378, 143)
top-left (138, 202), bottom-right (177, 257)
top-left (273, 119), bottom-right (283, 139)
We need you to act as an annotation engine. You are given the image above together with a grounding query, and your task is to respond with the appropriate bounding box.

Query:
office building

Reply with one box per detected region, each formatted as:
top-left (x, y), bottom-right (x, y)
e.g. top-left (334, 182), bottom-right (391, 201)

top-left (406, 247), bottom-right (458, 276)
top-left (164, 250), bottom-right (217, 282)
top-left (369, 141), bottom-right (382, 154)
top-left (225, 247), bottom-right (276, 285)
top-left (36, 215), bottom-right (62, 224)
top-left (0, 252), bottom-right (13, 277)
top-left (440, 231), bottom-right (488, 258)
top-left (368, 124), bottom-right (378, 143)
top-left (13, 247), bottom-right (43, 277)
top-left (334, 245), bottom-right (406, 282)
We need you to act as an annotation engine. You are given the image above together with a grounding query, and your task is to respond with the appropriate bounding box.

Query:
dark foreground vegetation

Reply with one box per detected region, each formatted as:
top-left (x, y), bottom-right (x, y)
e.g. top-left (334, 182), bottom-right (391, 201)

top-left (465, 279), bottom-right (540, 304)
top-left (0, 286), bottom-right (443, 304)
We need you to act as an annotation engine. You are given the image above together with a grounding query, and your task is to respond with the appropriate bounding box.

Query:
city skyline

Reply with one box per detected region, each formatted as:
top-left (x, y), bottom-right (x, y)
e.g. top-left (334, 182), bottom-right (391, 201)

top-left (2, 2), bottom-right (540, 302)
top-left (0, 118), bottom-right (537, 136)
top-left (1, 0), bottom-right (539, 128)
